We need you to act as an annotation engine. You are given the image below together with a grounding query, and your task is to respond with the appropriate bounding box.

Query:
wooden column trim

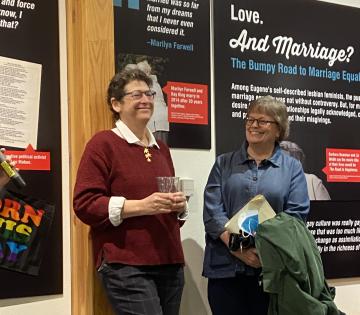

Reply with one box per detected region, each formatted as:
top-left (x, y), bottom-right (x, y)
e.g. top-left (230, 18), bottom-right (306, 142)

top-left (66, 0), bottom-right (114, 314)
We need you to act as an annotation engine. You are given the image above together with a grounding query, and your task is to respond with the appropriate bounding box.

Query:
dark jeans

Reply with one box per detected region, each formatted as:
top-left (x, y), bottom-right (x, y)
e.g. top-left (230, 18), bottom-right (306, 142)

top-left (98, 263), bottom-right (184, 315)
top-left (208, 274), bottom-right (269, 315)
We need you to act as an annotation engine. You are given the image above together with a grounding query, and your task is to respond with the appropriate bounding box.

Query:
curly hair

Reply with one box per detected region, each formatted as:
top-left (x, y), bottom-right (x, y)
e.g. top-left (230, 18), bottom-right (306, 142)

top-left (106, 68), bottom-right (153, 121)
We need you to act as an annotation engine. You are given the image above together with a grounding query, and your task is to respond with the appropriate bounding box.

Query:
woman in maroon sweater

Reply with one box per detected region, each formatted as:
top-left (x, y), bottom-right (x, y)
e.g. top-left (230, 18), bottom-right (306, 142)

top-left (73, 68), bottom-right (187, 315)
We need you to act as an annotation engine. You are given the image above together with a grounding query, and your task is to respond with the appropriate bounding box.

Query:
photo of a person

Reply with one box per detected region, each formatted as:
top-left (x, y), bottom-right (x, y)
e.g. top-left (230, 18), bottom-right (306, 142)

top-left (280, 140), bottom-right (331, 201)
top-left (137, 60), bottom-right (169, 144)
top-left (118, 54), bottom-right (170, 144)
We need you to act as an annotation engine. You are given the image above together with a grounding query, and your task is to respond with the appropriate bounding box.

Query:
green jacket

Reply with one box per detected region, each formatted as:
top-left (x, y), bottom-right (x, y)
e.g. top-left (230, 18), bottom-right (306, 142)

top-left (255, 212), bottom-right (341, 315)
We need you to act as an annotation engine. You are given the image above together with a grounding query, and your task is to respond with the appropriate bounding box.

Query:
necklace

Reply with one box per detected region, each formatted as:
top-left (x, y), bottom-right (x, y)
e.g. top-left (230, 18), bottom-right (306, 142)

top-left (144, 147), bottom-right (152, 162)
top-left (140, 135), bottom-right (152, 162)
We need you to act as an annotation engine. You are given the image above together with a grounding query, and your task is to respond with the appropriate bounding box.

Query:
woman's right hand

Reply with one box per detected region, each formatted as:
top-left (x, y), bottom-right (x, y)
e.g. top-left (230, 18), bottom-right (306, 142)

top-left (122, 192), bottom-right (182, 218)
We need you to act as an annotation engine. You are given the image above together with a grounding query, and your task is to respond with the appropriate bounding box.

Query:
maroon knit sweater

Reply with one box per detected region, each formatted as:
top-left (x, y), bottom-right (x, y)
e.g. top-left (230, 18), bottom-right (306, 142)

top-left (73, 130), bottom-right (184, 268)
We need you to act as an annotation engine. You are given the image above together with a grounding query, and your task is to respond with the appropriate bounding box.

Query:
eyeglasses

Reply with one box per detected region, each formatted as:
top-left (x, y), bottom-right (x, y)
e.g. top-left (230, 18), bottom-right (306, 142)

top-left (245, 117), bottom-right (277, 127)
top-left (123, 90), bottom-right (156, 100)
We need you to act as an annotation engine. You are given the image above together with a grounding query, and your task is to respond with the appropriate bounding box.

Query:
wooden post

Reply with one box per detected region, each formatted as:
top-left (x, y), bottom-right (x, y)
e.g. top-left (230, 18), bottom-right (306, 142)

top-left (67, 0), bottom-right (115, 314)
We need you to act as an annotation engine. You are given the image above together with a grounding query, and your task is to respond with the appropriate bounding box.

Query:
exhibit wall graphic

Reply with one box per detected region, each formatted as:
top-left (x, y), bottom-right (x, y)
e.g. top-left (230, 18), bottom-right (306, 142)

top-left (113, 0), bottom-right (211, 149)
top-left (0, 0), bottom-right (62, 298)
top-left (214, 0), bottom-right (360, 278)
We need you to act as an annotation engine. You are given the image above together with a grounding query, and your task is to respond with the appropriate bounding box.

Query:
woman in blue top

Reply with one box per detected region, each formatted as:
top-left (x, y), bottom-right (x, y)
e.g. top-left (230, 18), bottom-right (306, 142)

top-left (203, 95), bottom-right (310, 315)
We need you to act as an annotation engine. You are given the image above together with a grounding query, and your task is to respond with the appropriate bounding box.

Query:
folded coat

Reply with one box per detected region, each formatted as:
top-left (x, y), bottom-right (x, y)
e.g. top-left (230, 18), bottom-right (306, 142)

top-left (255, 212), bottom-right (342, 315)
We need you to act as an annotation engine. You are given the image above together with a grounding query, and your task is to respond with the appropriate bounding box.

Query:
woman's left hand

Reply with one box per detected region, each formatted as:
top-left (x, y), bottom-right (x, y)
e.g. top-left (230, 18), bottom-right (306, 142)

top-left (169, 192), bottom-right (187, 214)
top-left (230, 247), bottom-right (262, 268)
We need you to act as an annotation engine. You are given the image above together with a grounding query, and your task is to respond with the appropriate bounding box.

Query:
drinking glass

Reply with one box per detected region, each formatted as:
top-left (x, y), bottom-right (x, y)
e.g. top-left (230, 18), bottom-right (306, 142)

top-left (156, 176), bottom-right (180, 193)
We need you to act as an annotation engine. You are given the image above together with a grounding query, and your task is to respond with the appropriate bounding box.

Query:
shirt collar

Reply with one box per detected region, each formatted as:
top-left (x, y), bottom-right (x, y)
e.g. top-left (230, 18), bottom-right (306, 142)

top-left (237, 141), bottom-right (281, 167)
top-left (114, 119), bottom-right (160, 148)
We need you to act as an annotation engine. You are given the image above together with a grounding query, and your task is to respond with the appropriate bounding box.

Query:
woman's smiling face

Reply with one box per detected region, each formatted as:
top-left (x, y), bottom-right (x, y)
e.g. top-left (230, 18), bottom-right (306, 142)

top-left (245, 111), bottom-right (280, 146)
top-left (112, 80), bottom-right (154, 126)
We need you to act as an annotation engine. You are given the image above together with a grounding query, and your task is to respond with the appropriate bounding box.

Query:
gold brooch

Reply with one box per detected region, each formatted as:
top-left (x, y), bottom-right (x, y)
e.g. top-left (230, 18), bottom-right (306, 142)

top-left (144, 147), bottom-right (152, 162)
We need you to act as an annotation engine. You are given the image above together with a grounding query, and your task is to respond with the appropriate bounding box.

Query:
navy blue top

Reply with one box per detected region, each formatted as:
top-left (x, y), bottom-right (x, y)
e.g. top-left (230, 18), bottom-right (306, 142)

top-left (202, 142), bottom-right (310, 278)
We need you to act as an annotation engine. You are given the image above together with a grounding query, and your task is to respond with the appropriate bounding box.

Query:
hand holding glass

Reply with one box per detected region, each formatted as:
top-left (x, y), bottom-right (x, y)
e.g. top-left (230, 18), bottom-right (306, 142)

top-left (156, 177), bottom-right (186, 214)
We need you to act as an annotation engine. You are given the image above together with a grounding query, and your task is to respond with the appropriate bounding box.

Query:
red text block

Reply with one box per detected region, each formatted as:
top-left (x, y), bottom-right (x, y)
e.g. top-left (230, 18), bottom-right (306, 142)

top-left (5, 144), bottom-right (50, 171)
top-left (322, 148), bottom-right (360, 182)
top-left (163, 82), bottom-right (208, 125)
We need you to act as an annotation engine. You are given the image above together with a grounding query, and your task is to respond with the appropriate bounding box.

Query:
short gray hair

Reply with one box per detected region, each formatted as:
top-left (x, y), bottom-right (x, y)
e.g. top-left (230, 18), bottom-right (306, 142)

top-left (247, 95), bottom-right (289, 141)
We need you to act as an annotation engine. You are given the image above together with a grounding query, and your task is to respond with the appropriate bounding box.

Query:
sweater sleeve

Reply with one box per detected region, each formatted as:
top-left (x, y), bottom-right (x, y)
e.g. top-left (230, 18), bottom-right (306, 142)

top-left (73, 138), bottom-right (112, 229)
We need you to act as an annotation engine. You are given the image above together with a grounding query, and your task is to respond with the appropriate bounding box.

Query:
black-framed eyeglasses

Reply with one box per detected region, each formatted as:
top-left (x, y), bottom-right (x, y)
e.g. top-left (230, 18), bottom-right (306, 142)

top-left (245, 117), bottom-right (277, 127)
top-left (123, 90), bottom-right (156, 100)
